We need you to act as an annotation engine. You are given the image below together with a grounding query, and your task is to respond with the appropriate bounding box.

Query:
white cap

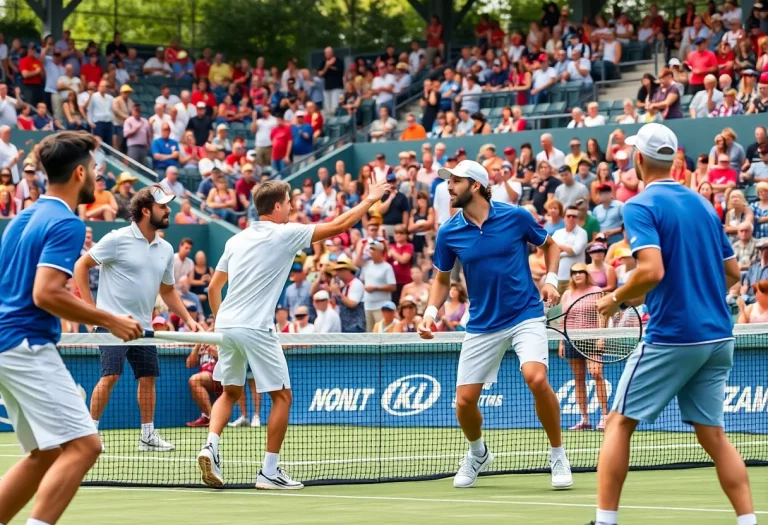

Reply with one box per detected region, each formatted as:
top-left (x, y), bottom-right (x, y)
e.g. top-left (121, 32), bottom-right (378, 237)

top-left (625, 123), bottom-right (678, 162)
top-left (314, 290), bottom-right (330, 301)
top-left (151, 186), bottom-right (175, 205)
top-left (437, 159), bottom-right (489, 187)
top-left (668, 58), bottom-right (681, 67)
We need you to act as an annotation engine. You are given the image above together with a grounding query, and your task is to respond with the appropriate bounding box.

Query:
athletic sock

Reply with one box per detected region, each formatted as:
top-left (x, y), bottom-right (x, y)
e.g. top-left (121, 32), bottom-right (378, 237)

top-left (206, 432), bottom-right (220, 453)
top-left (550, 446), bottom-right (565, 462)
top-left (263, 452), bottom-right (279, 476)
top-left (737, 514), bottom-right (757, 525)
top-left (27, 519), bottom-right (52, 525)
top-left (92, 419), bottom-right (99, 431)
top-left (468, 437), bottom-right (486, 458)
top-left (595, 509), bottom-right (618, 525)
top-left (141, 422), bottom-right (154, 439)
top-left (202, 413), bottom-right (210, 419)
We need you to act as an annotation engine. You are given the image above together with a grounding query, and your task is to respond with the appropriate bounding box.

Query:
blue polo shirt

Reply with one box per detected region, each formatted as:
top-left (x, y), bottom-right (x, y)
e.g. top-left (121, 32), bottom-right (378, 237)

top-left (0, 196), bottom-right (85, 350)
top-left (625, 179), bottom-right (734, 345)
top-left (433, 201), bottom-right (546, 333)
top-left (291, 123), bottom-right (314, 156)
top-left (150, 137), bottom-right (181, 170)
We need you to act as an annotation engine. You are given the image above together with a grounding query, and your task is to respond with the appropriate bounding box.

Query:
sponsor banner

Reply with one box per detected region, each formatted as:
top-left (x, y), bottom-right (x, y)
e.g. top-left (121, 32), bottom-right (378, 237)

top-left (0, 349), bottom-right (765, 432)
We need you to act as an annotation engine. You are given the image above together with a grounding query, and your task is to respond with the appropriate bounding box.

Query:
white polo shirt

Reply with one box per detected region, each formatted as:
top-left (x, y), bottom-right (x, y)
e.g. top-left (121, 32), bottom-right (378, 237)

top-left (551, 225), bottom-right (588, 280)
top-left (88, 222), bottom-right (175, 329)
top-left (215, 221), bottom-right (315, 330)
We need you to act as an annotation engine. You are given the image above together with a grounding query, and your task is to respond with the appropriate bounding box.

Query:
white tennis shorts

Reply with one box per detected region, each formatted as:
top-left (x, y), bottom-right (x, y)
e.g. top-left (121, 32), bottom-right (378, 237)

top-left (213, 327), bottom-right (290, 393)
top-left (457, 317), bottom-right (549, 386)
top-left (0, 340), bottom-right (96, 453)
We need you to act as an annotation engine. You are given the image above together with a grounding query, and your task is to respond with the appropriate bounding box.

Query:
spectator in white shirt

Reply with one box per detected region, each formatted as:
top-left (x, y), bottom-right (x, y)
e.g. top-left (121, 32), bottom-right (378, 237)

top-left (371, 62), bottom-right (395, 112)
top-left (408, 40), bottom-right (425, 74)
top-left (567, 107), bottom-right (587, 128)
top-left (689, 74), bottom-right (723, 118)
top-left (149, 102), bottom-right (172, 140)
top-left (563, 47), bottom-right (592, 87)
top-left (159, 165), bottom-right (187, 198)
top-left (489, 164), bottom-right (521, 204)
top-left (292, 305), bottom-right (316, 334)
top-left (359, 241), bottom-right (396, 332)
top-left (369, 106), bottom-right (398, 143)
top-left (310, 177), bottom-right (337, 219)
top-left (530, 54), bottom-right (557, 104)
top-left (552, 206), bottom-right (588, 293)
top-left (535, 133), bottom-right (566, 170)
top-left (155, 84), bottom-right (181, 109)
top-left (87, 80), bottom-right (115, 145)
top-left (455, 74), bottom-right (483, 114)
top-left (313, 290), bottom-right (341, 333)
top-left (175, 90), bottom-right (193, 129)
top-left (168, 105), bottom-right (185, 142)
top-left (0, 125), bottom-right (22, 183)
top-left (0, 83), bottom-right (23, 128)
top-left (144, 47), bottom-right (173, 77)
top-left (393, 62), bottom-right (412, 95)
top-left (584, 101), bottom-right (607, 127)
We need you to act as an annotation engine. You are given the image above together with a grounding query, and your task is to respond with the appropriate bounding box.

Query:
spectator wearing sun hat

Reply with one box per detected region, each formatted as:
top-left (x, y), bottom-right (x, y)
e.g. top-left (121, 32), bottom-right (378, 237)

top-left (173, 51), bottom-right (195, 82)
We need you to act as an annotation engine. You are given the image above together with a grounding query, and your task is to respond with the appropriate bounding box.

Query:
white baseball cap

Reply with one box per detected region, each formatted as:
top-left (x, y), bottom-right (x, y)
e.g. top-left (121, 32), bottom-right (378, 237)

top-left (437, 159), bottom-right (489, 187)
top-left (668, 58), bottom-right (681, 67)
top-left (625, 123), bottom-right (678, 162)
top-left (151, 186), bottom-right (175, 205)
top-left (314, 290), bottom-right (330, 301)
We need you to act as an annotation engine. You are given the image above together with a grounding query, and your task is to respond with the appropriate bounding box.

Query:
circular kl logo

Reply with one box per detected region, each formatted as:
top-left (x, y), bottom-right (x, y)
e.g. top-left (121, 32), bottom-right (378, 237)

top-left (381, 374), bottom-right (441, 416)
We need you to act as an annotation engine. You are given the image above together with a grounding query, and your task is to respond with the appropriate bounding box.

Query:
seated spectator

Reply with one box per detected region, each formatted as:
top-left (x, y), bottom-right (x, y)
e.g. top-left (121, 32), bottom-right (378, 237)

top-left (173, 51), bottom-right (195, 82)
top-left (709, 153), bottom-right (738, 198)
top-left (690, 74), bottom-right (723, 118)
top-left (738, 241), bottom-right (768, 305)
top-left (470, 112), bottom-right (492, 135)
top-left (175, 198), bottom-right (203, 225)
top-left (670, 151), bottom-right (693, 186)
top-left (594, 184), bottom-right (624, 245)
top-left (544, 199), bottom-right (565, 235)
top-left (455, 107), bottom-right (475, 136)
top-left (709, 127), bottom-right (746, 170)
top-left (144, 47), bottom-right (173, 77)
top-left (488, 164), bottom-right (521, 205)
top-left (184, 343), bottom-right (219, 427)
top-left (584, 101), bottom-right (606, 127)
top-left (16, 104), bottom-right (34, 130)
top-left (372, 301), bottom-right (398, 333)
top-left (112, 172), bottom-right (137, 220)
top-left (648, 67), bottom-right (684, 119)
top-left (495, 105), bottom-right (526, 133)
top-left (159, 165), bottom-right (187, 198)
top-left (393, 62), bottom-right (412, 95)
top-left (563, 47), bottom-right (592, 88)
top-left (614, 151), bottom-right (643, 202)
top-left (680, 15), bottom-right (711, 59)
top-left (205, 174), bottom-right (238, 224)
top-left (484, 59), bottom-right (509, 90)
top-left (737, 279), bottom-right (768, 323)
top-left (0, 184), bottom-right (15, 219)
top-left (369, 106), bottom-right (397, 143)
top-left (594, 30), bottom-right (622, 81)
top-left (615, 98), bottom-right (639, 124)
top-left (710, 88), bottom-right (744, 116)
top-left (439, 283), bottom-right (468, 332)
top-left (536, 133), bottom-right (566, 170)
top-left (637, 73), bottom-right (659, 110)
top-left (151, 123), bottom-right (181, 172)
top-left (291, 305), bottom-right (316, 334)
top-left (21, 181), bottom-right (40, 209)
top-left (400, 113), bottom-right (427, 141)
top-left (737, 69), bottom-right (759, 107)
top-left (744, 144), bottom-right (768, 186)
top-left (567, 107), bottom-right (587, 128)
top-left (716, 41), bottom-right (736, 80)
top-left (32, 102), bottom-right (56, 130)
top-left (371, 62), bottom-right (395, 112)
top-left (746, 79), bottom-right (768, 114)
top-left (530, 54), bottom-right (557, 104)
top-left (733, 222), bottom-right (759, 271)
top-left (79, 174), bottom-right (118, 221)
top-left (454, 74), bottom-right (482, 113)
top-left (724, 190), bottom-right (754, 243)
top-left (555, 164), bottom-right (589, 208)
top-left (313, 290), bottom-right (341, 333)
top-left (394, 296), bottom-right (421, 333)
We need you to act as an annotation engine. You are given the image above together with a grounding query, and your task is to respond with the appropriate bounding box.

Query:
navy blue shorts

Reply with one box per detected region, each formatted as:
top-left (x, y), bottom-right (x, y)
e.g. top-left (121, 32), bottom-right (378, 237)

top-left (563, 341), bottom-right (584, 360)
top-left (95, 327), bottom-right (160, 379)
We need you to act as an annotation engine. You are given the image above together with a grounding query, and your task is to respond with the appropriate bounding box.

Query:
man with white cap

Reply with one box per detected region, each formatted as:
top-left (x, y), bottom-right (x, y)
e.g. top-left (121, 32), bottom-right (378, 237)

top-left (313, 290), bottom-right (341, 333)
top-left (417, 159), bottom-right (572, 491)
top-left (74, 185), bottom-right (203, 453)
top-left (592, 123), bottom-right (755, 525)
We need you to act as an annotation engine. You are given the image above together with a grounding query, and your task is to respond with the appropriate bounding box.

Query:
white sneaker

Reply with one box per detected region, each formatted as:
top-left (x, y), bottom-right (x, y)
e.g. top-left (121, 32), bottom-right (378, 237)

top-left (551, 455), bottom-right (573, 489)
top-left (197, 444), bottom-right (224, 487)
top-left (228, 416), bottom-right (249, 427)
top-left (453, 449), bottom-right (494, 488)
top-left (255, 467), bottom-right (304, 490)
top-left (597, 415), bottom-right (607, 431)
top-left (138, 430), bottom-right (175, 452)
top-left (251, 415), bottom-right (261, 427)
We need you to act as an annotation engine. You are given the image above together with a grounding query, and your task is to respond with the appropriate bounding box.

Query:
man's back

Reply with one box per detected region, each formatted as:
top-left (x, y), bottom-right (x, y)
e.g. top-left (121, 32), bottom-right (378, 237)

top-left (625, 180), bottom-right (733, 344)
top-left (216, 221), bottom-right (314, 330)
top-left (0, 197), bottom-right (84, 349)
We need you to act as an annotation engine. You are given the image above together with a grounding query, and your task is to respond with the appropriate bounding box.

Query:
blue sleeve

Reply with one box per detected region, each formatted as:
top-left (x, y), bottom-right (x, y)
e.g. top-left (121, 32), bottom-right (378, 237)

top-left (432, 228), bottom-right (456, 273)
top-left (624, 202), bottom-right (660, 256)
top-left (521, 208), bottom-right (548, 246)
top-left (38, 218), bottom-right (86, 277)
top-left (150, 139), bottom-right (160, 156)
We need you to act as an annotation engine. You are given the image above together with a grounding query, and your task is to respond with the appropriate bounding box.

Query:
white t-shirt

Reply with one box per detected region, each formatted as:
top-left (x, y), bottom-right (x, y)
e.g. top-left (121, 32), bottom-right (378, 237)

top-left (57, 75), bottom-right (81, 98)
top-left (359, 260), bottom-right (396, 311)
top-left (552, 226), bottom-right (588, 280)
top-left (490, 181), bottom-right (522, 204)
top-left (149, 114), bottom-right (173, 141)
top-left (89, 223), bottom-right (175, 329)
top-left (372, 74), bottom-right (396, 106)
top-left (0, 139), bottom-right (19, 183)
top-left (144, 57), bottom-right (173, 76)
top-left (536, 148), bottom-right (566, 170)
top-left (156, 94), bottom-right (181, 109)
top-left (215, 221), bottom-right (315, 330)
top-left (78, 90), bottom-right (92, 112)
top-left (409, 50), bottom-right (424, 73)
top-left (0, 97), bottom-right (18, 128)
top-left (584, 114), bottom-right (606, 127)
top-left (637, 27), bottom-right (654, 42)
top-left (433, 179), bottom-right (452, 227)
top-left (311, 189), bottom-right (337, 218)
top-left (566, 58), bottom-right (592, 82)
top-left (175, 102), bottom-right (194, 129)
top-left (314, 307), bottom-right (342, 333)
top-left (532, 67), bottom-right (557, 90)
top-left (255, 116), bottom-right (277, 148)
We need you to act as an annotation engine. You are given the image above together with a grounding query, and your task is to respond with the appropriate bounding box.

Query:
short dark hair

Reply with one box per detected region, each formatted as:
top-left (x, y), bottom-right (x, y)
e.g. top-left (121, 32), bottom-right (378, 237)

top-left (37, 131), bottom-right (98, 185)
top-left (254, 180), bottom-right (290, 216)
top-left (565, 205), bottom-right (579, 214)
top-left (180, 237), bottom-right (194, 247)
top-left (130, 185), bottom-right (159, 223)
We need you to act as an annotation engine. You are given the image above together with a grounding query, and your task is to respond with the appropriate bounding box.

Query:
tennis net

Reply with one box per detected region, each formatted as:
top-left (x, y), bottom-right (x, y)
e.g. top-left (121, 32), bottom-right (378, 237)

top-left (9, 325), bottom-right (766, 487)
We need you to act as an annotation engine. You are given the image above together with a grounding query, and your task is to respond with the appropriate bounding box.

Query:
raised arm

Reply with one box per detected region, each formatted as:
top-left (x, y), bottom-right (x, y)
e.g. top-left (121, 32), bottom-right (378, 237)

top-left (311, 180), bottom-right (388, 243)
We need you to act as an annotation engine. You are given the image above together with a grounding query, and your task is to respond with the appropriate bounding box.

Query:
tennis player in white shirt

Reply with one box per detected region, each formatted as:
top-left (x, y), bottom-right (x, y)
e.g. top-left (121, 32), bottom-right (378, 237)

top-left (198, 178), bottom-right (388, 489)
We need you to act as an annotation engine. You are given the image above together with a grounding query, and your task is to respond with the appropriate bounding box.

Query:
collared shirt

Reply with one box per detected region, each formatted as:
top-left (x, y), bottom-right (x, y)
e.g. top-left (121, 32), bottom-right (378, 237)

top-left (87, 92), bottom-right (115, 122)
top-left (593, 199), bottom-right (624, 241)
top-left (0, 139), bottom-right (19, 182)
top-left (535, 147), bottom-right (566, 170)
top-left (216, 221), bottom-right (315, 330)
top-left (284, 280), bottom-right (312, 319)
top-left (150, 137), bottom-right (181, 170)
top-left (690, 88), bottom-right (723, 118)
top-left (732, 238), bottom-right (758, 269)
top-left (626, 180), bottom-right (734, 344)
top-left (88, 222), bottom-right (175, 329)
top-left (552, 226), bottom-right (588, 279)
top-left (710, 100), bottom-right (743, 117)
top-left (173, 254), bottom-right (194, 286)
top-left (433, 201), bottom-right (546, 333)
top-left (0, 197), bottom-right (84, 349)
top-left (123, 116), bottom-right (152, 148)
top-left (43, 56), bottom-right (64, 94)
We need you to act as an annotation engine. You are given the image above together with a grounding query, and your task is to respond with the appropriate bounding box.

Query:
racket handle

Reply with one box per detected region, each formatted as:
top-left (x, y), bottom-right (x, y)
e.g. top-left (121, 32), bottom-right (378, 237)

top-left (143, 330), bottom-right (156, 338)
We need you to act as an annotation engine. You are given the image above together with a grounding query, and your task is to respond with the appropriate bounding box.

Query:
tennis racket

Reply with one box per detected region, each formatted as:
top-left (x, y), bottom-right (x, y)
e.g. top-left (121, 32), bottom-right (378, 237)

top-left (546, 292), bottom-right (643, 363)
top-left (142, 330), bottom-right (224, 345)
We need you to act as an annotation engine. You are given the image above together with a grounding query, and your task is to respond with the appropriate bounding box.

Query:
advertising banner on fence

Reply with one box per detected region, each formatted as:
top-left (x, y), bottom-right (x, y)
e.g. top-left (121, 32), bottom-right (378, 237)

top-left (0, 349), bottom-right (765, 433)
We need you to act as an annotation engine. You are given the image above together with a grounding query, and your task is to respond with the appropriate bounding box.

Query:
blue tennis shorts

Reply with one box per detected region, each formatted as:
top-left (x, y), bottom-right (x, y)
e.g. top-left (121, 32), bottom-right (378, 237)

top-left (95, 327), bottom-right (160, 379)
top-left (612, 339), bottom-right (734, 427)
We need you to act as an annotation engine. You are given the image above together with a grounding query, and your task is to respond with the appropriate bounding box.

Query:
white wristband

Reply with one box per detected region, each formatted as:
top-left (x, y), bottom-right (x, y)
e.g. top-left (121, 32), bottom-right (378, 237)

top-left (545, 272), bottom-right (559, 288)
top-left (424, 305), bottom-right (439, 321)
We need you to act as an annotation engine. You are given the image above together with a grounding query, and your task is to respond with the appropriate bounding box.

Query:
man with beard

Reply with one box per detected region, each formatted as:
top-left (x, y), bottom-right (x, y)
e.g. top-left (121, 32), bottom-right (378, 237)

top-left (0, 132), bottom-right (142, 525)
top-left (417, 160), bottom-right (572, 491)
top-left (74, 185), bottom-right (203, 453)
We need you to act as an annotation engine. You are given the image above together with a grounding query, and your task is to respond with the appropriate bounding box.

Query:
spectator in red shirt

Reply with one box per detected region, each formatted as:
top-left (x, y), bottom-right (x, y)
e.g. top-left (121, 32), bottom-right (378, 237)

top-left (709, 153), bottom-right (738, 198)
top-left (234, 163), bottom-right (259, 212)
top-left (165, 38), bottom-right (180, 64)
top-left (716, 41), bottom-right (736, 80)
top-left (80, 52), bottom-right (103, 87)
top-left (225, 141), bottom-right (246, 171)
top-left (190, 78), bottom-right (217, 118)
top-left (425, 15), bottom-right (444, 65)
top-left (475, 14), bottom-right (491, 48)
top-left (388, 224), bottom-right (414, 305)
top-left (305, 101), bottom-right (324, 139)
top-left (270, 111), bottom-right (292, 173)
top-left (195, 48), bottom-right (212, 80)
top-left (490, 20), bottom-right (505, 50)
top-left (19, 42), bottom-right (45, 106)
top-left (687, 37), bottom-right (719, 94)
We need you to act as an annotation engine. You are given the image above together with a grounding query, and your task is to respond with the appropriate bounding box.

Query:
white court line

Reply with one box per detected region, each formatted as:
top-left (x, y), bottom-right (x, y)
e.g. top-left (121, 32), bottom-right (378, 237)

top-left (79, 486), bottom-right (768, 515)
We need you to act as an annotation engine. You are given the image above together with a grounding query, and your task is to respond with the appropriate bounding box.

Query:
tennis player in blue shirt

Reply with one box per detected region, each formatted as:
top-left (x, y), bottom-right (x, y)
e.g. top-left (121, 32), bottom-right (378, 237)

top-left (0, 131), bottom-right (142, 525)
top-left (593, 123), bottom-right (756, 525)
top-left (417, 160), bottom-right (573, 490)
